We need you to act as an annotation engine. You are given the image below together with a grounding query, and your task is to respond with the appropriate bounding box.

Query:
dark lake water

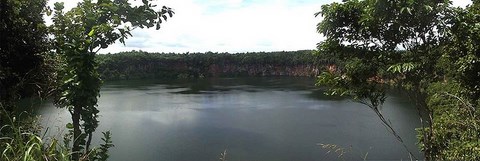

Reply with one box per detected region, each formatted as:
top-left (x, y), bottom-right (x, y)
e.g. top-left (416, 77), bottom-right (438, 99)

top-left (32, 77), bottom-right (422, 161)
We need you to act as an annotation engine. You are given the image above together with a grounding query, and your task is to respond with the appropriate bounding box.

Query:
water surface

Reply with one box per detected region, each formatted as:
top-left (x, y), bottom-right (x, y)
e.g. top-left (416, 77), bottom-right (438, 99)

top-left (35, 77), bottom-right (422, 161)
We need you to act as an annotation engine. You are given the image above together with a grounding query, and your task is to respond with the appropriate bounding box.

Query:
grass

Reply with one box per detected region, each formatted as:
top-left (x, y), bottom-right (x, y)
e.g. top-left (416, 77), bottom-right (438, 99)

top-left (1, 104), bottom-right (114, 161)
top-left (0, 108), bottom-right (71, 161)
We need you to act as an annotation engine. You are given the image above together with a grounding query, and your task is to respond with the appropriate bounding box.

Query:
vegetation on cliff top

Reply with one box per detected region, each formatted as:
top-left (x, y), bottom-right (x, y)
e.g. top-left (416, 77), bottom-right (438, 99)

top-left (96, 50), bottom-right (322, 80)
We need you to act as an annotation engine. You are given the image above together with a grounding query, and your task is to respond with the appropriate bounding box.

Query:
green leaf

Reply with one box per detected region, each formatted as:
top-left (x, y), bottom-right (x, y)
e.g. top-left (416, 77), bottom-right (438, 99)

top-left (88, 28), bottom-right (95, 37)
top-left (66, 123), bottom-right (74, 129)
top-left (424, 5), bottom-right (433, 12)
top-left (407, 7), bottom-right (412, 15)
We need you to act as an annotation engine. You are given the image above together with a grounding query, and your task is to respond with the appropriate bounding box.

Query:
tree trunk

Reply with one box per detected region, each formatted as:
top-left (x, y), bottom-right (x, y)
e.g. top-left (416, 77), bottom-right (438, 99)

top-left (86, 132), bottom-right (93, 152)
top-left (72, 105), bottom-right (82, 161)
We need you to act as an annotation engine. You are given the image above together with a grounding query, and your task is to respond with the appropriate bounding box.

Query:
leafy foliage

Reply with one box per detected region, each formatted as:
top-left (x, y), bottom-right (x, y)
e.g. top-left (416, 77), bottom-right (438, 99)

top-left (0, 0), bottom-right (56, 114)
top-left (0, 104), bottom-right (71, 161)
top-left (1, 105), bottom-right (116, 161)
top-left (439, 1), bottom-right (480, 102)
top-left (0, 2), bottom-right (60, 159)
top-left (49, 0), bottom-right (173, 160)
top-left (416, 1), bottom-right (480, 159)
top-left (92, 131), bottom-right (114, 161)
top-left (315, 0), bottom-right (480, 160)
top-left (315, 0), bottom-right (450, 98)
top-left (417, 82), bottom-right (480, 160)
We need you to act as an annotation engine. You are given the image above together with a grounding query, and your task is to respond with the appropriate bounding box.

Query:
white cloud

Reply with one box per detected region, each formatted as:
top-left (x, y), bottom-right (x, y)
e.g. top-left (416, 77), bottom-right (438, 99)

top-left (47, 0), bottom-right (334, 53)
top-left (47, 0), bottom-right (472, 54)
top-left (100, 0), bottom-right (333, 53)
top-left (451, 0), bottom-right (472, 8)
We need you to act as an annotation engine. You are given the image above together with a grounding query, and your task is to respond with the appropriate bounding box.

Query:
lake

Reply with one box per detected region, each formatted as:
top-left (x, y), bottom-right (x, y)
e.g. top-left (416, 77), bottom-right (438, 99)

top-left (32, 77), bottom-right (422, 161)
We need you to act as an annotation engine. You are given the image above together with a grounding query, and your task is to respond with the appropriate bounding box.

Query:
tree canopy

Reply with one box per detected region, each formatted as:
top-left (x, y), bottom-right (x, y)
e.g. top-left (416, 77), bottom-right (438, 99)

top-left (316, 0), bottom-right (480, 160)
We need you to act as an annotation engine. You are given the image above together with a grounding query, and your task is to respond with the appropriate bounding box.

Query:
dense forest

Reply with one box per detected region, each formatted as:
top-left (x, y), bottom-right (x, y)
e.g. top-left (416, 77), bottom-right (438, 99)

top-left (96, 50), bottom-right (321, 80)
top-left (1, 0), bottom-right (479, 160)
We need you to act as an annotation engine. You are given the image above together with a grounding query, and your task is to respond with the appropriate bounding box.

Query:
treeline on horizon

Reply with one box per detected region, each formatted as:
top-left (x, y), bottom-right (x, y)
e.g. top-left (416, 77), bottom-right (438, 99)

top-left (96, 50), bottom-right (324, 80)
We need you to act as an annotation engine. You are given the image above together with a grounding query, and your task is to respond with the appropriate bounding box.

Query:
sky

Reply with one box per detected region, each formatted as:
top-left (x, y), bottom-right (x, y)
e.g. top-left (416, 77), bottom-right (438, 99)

top-left (46, 0), bottom-right (472, 54)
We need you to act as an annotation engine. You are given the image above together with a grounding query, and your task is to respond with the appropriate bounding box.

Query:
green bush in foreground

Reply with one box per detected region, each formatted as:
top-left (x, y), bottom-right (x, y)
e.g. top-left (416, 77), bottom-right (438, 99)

top-left (0, 106), bottom-right (114, 161)
top-left (417, 82), bottom-right (480, 160)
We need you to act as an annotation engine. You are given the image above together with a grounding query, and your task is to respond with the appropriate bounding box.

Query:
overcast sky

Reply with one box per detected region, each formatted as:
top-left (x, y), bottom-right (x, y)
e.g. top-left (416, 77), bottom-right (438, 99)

top-left (47, 0), bottom-right (472, 54)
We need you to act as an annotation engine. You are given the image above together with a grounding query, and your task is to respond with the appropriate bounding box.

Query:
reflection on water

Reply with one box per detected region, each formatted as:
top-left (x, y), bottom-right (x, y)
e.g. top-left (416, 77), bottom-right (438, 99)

top-left (34, 77), bottom-right (422, 161)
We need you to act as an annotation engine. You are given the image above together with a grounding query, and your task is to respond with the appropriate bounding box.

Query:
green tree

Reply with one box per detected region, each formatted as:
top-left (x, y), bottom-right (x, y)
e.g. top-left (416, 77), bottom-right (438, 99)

top-left (0, 1), bottom-right (67, 160)
top-left (315, 0), bottom-right (454, 160)
top-left (440, 1), bottom-right (480, 102)
top-left (0, 0), bottom-right (53, 115)
top-left (49, 0), bottom-right (173, 160)
top-left (316, 0), bottom-right (480, 160)
top-left (416, 1), bottom-right (480, 159)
